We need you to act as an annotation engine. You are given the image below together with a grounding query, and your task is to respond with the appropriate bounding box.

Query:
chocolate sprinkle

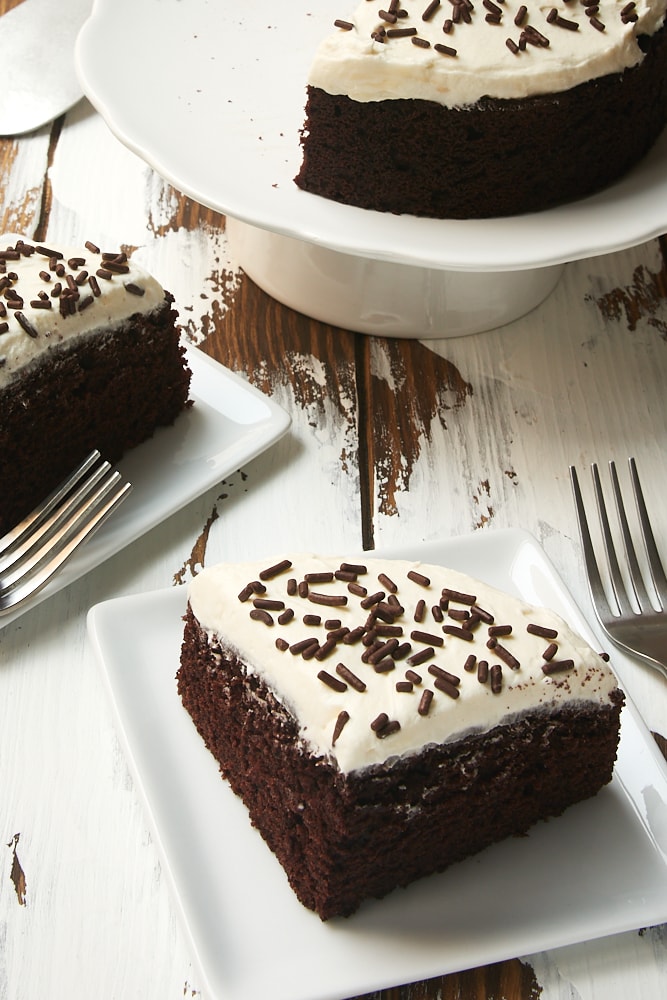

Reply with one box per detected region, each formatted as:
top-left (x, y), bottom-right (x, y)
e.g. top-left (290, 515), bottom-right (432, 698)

top-left (472, 604), bottom-right (494, 622)
top-left (361, 590), bottom-right (385, 609)
top-left (371, 712), bottom-right (389, 732)
top-left (386, 26), bottom-right (418, 37)
top-left (442, 624), bottom-right (475, 641)
top-left (250, 608), bottom-right (274, 626)
top-left (411, 629), bottom-right (444, 647)
top-left (315, 637), bottom-right (339, 661)
top-left (35, 245), bottom-right (63, 260)
top-left (369, 638), bottom-right (400, 663)
top-left (289, 637), bottom-right (320, 655)
top-left (433, 675), bottom-right (460, 699)
top-left (336, 663), bottom-right (366, 691)
top-left (486, 638), bottom-right (520, 670)
top-left (407, 646), bottom-right (435, 666)
top-left (332, 711), bottom-right (350, 746)
top-left (376, 719), bottom-right (401, 739)
top-left (77, 295), bottom-right (95, 313)
top-left (343, 626), bottom-right (366, 644)
top-left (335, 570), bottom-right (357, 582)
top-left (373, 657), bottom-right (397, 673)
top-left (305, 572), bottom-right (335, 583)
top-left (14, 312), bottom-right (39, 338)
top-left (237, 583), bottom-right (255, 602)
top-left (340, 562), bottom-right (367, 575)
top-left (490, 663), bottom-right (503, 693)
top-left (309, 591), bottom-right (348, 607)
top-left (253, 598), bottom-right (285, 611)
top-left (318, 669), bottom-right (348, 692)
top-left (488, 624), bottom-right (512, 637)
top-left (428, 664), bottom-right (461, 687)
top-left (260, 559), bottom-right (293, 580)
top-left (542, 658), bottom-right (575, 675)
top-left (448, 608), bottom-right (470, 621)
top-left (442, 587), bottom-right (476, 605)
top-left (527, 622), bottom-right (558, 639)
top-left (418, 689), bottom-right (434, 715)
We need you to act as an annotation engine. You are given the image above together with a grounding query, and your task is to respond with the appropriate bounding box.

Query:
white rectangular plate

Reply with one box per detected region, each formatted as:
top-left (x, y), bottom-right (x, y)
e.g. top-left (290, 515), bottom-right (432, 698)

top-left (87, 529), bottom-right (667, 1000)
top-left (1, 348), bottom-right (290, 628)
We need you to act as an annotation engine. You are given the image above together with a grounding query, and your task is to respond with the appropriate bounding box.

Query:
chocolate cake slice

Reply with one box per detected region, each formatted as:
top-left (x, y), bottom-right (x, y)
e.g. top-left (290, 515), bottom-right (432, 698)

top-left (178, 554), bottom-right (624, 920)
top-left (0, 235), bottom-right (192, 536)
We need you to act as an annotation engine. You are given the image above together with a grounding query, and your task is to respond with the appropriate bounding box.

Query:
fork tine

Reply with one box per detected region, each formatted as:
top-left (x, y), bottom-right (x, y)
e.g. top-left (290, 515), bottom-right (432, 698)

top-left (569, 465), bottom-right (615, 622)
top-left (0, 476), bottom-right (132, 612)
top-left (591, 462), bottom-right (635, 618)
top-left (629, 456), bottom-right (667, 609)
top-left (0, 471), bottom-right (126, 593)
top-left (0, 457), bottom-right (114, 575)
top-left (608, 459), bottom-right (653, 612)
top-left (0, 449), bottom-right (104, 558)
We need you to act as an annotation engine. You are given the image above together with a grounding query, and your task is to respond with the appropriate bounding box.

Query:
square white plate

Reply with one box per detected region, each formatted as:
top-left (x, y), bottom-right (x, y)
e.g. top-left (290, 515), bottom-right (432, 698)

top-left (1, 347), bottom-right (290, 628)
top-left (87, 529), bottom-right (667, 1000)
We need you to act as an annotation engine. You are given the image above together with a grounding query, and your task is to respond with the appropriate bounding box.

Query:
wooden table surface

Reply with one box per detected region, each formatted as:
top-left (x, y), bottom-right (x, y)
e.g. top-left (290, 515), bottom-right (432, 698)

top-left (1, 1), bottom-right (667, 997)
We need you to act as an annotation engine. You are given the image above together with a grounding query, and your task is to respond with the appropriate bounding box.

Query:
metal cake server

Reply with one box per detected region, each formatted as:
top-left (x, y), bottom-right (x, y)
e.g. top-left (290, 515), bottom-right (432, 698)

top-left (0, 0), bottom-right (94, 136)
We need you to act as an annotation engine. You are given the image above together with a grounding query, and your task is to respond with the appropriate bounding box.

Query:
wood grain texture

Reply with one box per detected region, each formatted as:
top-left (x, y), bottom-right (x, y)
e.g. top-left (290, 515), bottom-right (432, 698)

top-left (357, 960), bottom-right (543, 1000)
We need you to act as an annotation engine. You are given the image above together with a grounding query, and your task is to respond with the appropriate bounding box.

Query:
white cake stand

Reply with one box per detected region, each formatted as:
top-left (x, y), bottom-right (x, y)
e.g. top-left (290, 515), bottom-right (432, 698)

top-left (76, 0), bottom-right (667, 338)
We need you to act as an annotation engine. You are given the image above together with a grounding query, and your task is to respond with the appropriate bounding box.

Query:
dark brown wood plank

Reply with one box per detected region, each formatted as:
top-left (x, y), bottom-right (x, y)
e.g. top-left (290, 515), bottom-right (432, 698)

top-left (352, 957), bottom-right (543, 1000)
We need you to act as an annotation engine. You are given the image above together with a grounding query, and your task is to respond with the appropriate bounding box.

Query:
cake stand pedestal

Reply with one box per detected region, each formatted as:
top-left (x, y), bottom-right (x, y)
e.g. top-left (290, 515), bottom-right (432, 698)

top-left (226, 217), bottom-right (565, 339)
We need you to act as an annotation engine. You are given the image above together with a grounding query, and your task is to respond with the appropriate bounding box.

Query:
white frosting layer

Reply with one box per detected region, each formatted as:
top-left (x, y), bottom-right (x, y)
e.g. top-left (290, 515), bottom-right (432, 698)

top-left (309, 0), bottom-right (667, 106)
top-left (188, 555), bottom-right (619, 774)
top-left (0, 235), bottom-right (166, 391)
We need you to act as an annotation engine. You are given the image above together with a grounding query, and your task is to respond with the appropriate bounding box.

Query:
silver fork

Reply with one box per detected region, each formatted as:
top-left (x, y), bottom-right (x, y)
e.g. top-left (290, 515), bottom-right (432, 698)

top-left (570, 458), bottom-right (667, 679)
top-left (0, 450), bottom-right (132, 615)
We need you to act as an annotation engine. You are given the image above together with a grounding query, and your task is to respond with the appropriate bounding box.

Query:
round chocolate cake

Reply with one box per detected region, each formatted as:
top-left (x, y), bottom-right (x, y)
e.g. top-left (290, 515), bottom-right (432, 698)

top-left (295, 0), bottom-right (667, 218)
